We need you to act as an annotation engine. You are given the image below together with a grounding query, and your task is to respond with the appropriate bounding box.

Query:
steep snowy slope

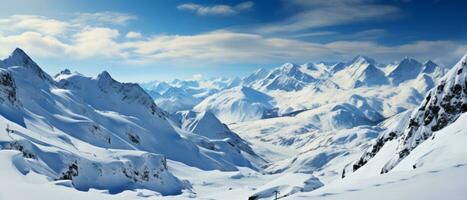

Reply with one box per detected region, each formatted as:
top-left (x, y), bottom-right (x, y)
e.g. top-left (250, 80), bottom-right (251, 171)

top-left (193, 86), bottom-right (277, 123)
top-left (351, 54), bottom-right (467, 174)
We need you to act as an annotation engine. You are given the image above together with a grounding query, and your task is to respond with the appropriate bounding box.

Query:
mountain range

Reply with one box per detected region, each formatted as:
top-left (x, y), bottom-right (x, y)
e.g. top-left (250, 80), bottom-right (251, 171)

top-left (0, 48), bottom-right (465, 200)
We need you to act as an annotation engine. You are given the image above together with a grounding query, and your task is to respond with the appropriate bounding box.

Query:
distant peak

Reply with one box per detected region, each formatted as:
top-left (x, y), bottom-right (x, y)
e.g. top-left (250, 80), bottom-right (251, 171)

top-left (280, 62), bottom-right (300, 72)
top-left (400, 56), bottom-right (419, 63)
top-left (350, 55), bottom-right (376, 65)
top-left (60, 69), bottom-right (72, 75)
top-left (424, 60), bottom-right (437, 67)
top-left (11, 48), bottom-right (29, 58)
top-left (54, 69), bottom-right (72, 78)
top-left (397, 57), bottom-right (422, 68)
top-left (4, 48), bottom-right (36, 67)
top-left (97, 71), bottom-right (113, 81)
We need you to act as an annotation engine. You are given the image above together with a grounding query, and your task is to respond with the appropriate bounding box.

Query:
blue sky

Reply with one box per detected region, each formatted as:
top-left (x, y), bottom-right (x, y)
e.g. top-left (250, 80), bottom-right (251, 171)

top-left (0, 0), bottom-right (466, 82)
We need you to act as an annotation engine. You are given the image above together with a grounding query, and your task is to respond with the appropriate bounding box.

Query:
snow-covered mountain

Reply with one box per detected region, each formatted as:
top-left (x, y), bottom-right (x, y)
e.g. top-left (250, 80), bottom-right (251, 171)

top-left (252, 63), bottom-right (318, 92)
top-left (387, 57), bottom-right (424, 85)
top-left (2, 48), bottom-right (465, 200)
top-left (141, 55), bottom-right (442, 122)
top-left (193, 86), bottom-right (277, 123)
top-left (141, 76), bottom-right (240, 113)
top-left (154, 87), bottom-right (202, 113)
top-left (0, 48), bottom-right (263, 196)
top-left (332, 55), bottom-right (389, 88)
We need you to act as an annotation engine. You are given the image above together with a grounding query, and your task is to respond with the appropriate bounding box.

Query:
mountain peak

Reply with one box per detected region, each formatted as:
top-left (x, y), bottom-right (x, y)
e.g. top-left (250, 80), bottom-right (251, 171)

top-left (400, 56), bottom-right (419, 64)
top-left (60, 69), bottom-right (72, 75)
top-left (424, 60), bottom-right (437, 67)
top-left (422, 60), bottom-right (441, 74)
top-left (2, 48), bottom-right (53, 82)
top-left (2, 48), bottom-right (37, 68)
top-left (97, 71), bottom-right (113, 81)
top-left (350, 55), bottom-right (376, 65)
top-left (54, 68), bottom-right (73, 79)
top-left (280, 62), bottom-right (299, 71)
top-left (387, 57), bottom-right (423, 85)
top-left (11, 48), bottom-right (29, 59)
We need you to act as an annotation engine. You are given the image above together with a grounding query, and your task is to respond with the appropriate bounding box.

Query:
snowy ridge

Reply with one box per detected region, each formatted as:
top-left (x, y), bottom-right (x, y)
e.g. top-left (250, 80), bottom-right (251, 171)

top-left (332, 55), bottom-right (388, 88)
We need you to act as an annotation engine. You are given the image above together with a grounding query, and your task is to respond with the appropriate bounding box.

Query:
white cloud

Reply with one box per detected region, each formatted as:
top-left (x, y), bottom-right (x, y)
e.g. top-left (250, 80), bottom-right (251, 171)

top-left (0, 15), bottom-right (69, 36)
top-left (177, 1), bottom-right (254, 16)
top-left (192, 73), bottom-right (203, 80)
top-left (70, 27), bottom-right (126, 59)
top-left (74, 11), bottom-right (137, 26)
top-left (258, 0), bottom-right (400, 33)
top-left (126, 31), bottom-right (142, 39)
top-left (0, 32), bottom-right (69, 57)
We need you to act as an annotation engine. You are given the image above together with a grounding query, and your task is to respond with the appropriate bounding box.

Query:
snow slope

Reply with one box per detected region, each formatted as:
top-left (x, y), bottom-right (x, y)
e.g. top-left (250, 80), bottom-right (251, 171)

top-left (288, 112), bottom-right (467, 200)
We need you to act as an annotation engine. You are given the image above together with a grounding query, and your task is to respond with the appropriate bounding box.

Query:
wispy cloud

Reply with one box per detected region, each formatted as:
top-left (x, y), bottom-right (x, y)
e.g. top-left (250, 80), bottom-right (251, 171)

top-left (177, 1), bottom-right (254, 16)
top-left (121, 30), bottom-right (467, 67)
top-left (126, 31), bottom-right (142, 39)
top-left (258, 0), bottom-right (400, 33)
top-left (73, 11), bottom-right (137, 26)
top-left (292, 31), bottom-right (337, 38)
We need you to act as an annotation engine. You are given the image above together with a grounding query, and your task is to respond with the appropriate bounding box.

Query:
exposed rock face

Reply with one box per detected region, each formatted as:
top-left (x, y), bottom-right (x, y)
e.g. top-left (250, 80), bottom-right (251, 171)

top-left (351, 54), bottom-right (467, 174)
top-left (382, 55), bottom-right (467, 172)
top-left (0, 70), bottom-right (19, 106)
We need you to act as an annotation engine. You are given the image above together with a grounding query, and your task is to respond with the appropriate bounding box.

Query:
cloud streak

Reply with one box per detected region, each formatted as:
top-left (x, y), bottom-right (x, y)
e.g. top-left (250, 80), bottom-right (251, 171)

top-left (73, 11), bottom-right (137, 26)
top-left (177, 1), bottom-right (254, 16)
top-left (257, 0), bottom-right (400, 33)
